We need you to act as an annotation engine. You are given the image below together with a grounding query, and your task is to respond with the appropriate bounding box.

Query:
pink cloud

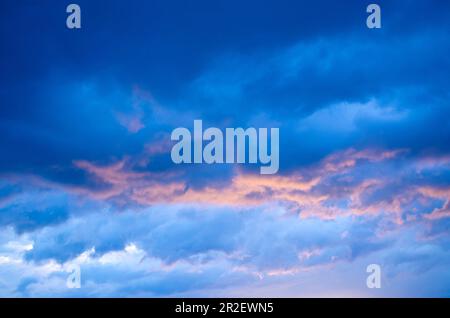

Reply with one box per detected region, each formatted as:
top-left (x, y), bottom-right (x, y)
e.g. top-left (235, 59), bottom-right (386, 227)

top-left (67, 147), bottom-right (417, 221)
top-left (115, 112), bottom-right (145, 133)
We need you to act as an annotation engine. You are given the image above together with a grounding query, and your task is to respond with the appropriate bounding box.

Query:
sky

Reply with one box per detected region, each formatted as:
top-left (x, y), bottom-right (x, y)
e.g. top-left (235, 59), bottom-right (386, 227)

top-left (0, 0), bottom-right (450, 297)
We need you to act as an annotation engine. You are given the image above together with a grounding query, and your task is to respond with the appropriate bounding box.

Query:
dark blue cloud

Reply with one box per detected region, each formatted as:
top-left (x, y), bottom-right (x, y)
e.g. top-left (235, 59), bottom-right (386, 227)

top-left (2, 0), bottom-right (450, 182)
top-left (0, 185), bottom-right (70, 234)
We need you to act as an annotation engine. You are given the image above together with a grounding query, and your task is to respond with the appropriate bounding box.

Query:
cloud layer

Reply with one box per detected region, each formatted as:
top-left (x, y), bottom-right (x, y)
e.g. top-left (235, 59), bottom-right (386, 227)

top-left (1, 0), bottom-right (450, 297)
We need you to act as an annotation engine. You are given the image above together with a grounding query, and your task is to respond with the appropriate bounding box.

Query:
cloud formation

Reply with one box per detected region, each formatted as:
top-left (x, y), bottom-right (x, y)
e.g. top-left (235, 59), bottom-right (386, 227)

top-left (1, 0), bottom-right (450, 297)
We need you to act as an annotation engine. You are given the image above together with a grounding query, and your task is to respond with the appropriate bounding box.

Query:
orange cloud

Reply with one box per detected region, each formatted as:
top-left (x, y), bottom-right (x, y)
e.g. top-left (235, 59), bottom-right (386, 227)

top-left (417, 186), bottom-right (450, 220)
top-left (68, 147), bottom-right (412, 221)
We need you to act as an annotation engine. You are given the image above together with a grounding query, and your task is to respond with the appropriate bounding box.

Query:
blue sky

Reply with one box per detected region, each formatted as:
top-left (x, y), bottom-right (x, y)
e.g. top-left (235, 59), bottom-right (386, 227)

top-left (1, 0), bottom-right (450, 297)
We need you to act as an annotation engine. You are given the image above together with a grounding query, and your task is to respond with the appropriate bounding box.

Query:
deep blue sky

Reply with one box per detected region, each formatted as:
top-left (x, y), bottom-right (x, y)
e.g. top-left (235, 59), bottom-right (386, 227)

top-left (0, 0), bottom-right (450, 297)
